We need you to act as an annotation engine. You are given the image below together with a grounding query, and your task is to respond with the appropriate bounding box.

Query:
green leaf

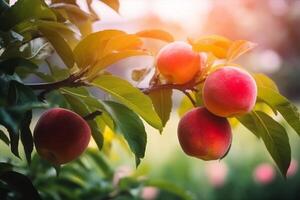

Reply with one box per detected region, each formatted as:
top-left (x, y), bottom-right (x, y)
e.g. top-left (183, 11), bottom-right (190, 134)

top-left (73, 30), bottom-right (125, 68)
top-left (0, 109), bottom-right (20, 157)
top-left (0, 162), bottom-right (13, 173)
top-left (39, 26), bottom-right (74, 68)
top-left (63, 93), bottom-right (104, 150)
top-left (0, 30), bottom-right (23, 48)
top-left (20, 111), bottom-right (33, 165)
top-left (0, 0), bottom-right (56, 31)
top-left (236, 113), bottom-right (260, 138)
top-left (8, 81), bottom-right (39, 106)
top-left (92, 75), bottom-right (162, 131)
top-left (99, 0), bottom-right (119, 12)
top-left (257, 86), bottom-right (300, 137)
top-left (101, 101), bottom-right (147, 166)
top-left (136, 29), bottom-right (174, 42)
top-left (0, 57), bottom-right (38, 75)
top-left (85, 148), bottom-right (114, 178)
top-left (148, 89), bottom-right (172, 128)
top-left (144, 179), bottom-right (194, 200)
top-left (0, 80), bottom-right (46, 157)
top-left (32, 20), bottom-right (78, 46)
top-left (0, 129), bottom-right (9, 145)
top-left (0, 0), bottom-right (9, 16)
top-left (50, 3), bottom-right (94, 37)
top-left (89, 50), bottom-right (150, 75)
top-left (0, 171), bottom-right (42, 200)
top-left (87, 120), bottom-right (104, 151)
top-left (250, 111), bottom-right (290, 176)
top-left (0, 74), bottom-right (14, 106)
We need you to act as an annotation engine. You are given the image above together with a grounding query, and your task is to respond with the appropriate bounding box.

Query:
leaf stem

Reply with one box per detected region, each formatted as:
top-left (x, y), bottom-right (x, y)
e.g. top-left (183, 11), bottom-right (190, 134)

top-left (83, 110), bottom-right (102, 121)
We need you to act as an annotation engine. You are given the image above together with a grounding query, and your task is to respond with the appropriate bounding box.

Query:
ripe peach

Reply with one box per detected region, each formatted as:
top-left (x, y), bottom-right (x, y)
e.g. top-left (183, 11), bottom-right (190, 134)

top-left (203, 67), bottom-right (257, 117)
top-left (156, 41), bottom-right (202, 84)
top-left (177, 107), bottom-right (232, 160)
top-left (34, 108), bottom-right (91, 165)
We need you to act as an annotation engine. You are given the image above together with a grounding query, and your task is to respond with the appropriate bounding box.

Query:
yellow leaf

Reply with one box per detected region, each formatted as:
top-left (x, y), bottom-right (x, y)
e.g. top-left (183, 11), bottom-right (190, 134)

top-left (102, 34), bottom-right (143, 57)
top-left (177, 93), bottom-right (195, 117)
top-left (227, 40), bottom-right (257, 62)
top-left (229, 117), bottom-right (239, 128)
top-left (73, 30), bottom-right (125, 68)
top-left (136, 29), bottom-right (174, 42)
top-left (253, 73), bottom-right (279, 92)
top-left (254, 102), bottom-right (275, 115)
top-left (191, 35), bottom-right (232, 58)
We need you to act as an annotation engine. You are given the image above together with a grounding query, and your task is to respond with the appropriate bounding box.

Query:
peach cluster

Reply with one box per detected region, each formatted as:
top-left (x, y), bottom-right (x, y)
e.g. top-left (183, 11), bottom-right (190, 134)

top-left (156, 41), bottom-right (257, 160)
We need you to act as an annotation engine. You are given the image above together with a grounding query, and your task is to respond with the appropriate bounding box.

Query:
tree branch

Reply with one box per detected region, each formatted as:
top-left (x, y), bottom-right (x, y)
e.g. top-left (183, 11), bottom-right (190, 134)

top-left (28, 71), bottom-right (203, 106)
top-left (28, 72), bottom-right (90, 100)
top-left (141, 79), bottom-right (203, 94)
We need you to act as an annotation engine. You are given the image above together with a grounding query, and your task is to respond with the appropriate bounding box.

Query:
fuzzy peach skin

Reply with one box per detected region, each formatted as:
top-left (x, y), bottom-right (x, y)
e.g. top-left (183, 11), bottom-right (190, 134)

top-left (203, 67), bottom-right (257, 117)
top-left (177, 107), bottom-right (232, 160)
top-left (156, 41), bottom-right (202, 84)
top-left (34, 108), bottom-right (91, 165)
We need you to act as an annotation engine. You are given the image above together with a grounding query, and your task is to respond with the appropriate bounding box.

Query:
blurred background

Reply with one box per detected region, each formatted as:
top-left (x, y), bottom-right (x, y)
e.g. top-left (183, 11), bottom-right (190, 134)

top-left (2, 0), bottom-right (300, 199)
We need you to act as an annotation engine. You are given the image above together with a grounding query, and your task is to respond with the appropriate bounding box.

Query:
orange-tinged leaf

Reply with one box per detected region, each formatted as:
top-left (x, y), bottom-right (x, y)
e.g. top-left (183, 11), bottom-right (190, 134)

top-left (136, 29), bottom-right (174, 42)
top-left (195, 44), bottom-right (227, 59)
top-left (227, 40), bottom-right (257, 62)
top-left (73, 30), bottom-right (125, 68)
top-left (195, 35), bottom-right (232, 48)
top-left (102, 34), bottom-right (143, 57)
top-left (99, 0), bottom-right (119, 13)
top-left (191, 35), bottom-right (232, 58)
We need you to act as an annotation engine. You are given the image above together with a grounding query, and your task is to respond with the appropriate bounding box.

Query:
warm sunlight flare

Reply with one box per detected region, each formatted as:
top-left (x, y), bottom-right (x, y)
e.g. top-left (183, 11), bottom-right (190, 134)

top-left (1, 0), bottom-right (300, 200)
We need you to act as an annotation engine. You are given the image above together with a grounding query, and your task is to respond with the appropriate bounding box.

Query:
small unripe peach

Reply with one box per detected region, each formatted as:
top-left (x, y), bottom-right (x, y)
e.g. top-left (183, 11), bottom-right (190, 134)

top-left (178, 107), bottom-right (232, 160)
top-left (34, 108), bottom-right (91, 165)
top-left (203, 67), bottom-right (257, 117)
top-left (156, 41), bottom-right (202, 84)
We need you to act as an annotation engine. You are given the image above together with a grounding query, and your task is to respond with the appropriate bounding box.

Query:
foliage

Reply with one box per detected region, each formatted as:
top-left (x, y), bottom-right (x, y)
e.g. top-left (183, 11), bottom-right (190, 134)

top-left (0, 0), bottom-right (300, 199)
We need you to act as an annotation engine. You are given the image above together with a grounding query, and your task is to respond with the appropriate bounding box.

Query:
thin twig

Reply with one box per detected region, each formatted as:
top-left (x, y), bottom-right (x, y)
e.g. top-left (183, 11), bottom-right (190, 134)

top-left (83, 111), bottom-right (102, 121)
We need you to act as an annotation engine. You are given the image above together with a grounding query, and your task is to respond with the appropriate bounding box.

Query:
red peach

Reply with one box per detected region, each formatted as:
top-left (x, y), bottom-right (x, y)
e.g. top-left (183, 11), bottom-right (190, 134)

top-left (34, 108), bottom-right (91, 165)
top-left (177, 107), bottom-right (232, 160)
top-left (156, 41), bottom-right (202, 84)
top-left (203, 67), bottom-right (257, 117)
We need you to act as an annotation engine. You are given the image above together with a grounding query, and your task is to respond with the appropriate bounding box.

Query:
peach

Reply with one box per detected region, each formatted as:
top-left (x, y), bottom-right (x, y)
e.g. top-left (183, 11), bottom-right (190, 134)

top-left (203, 67), bottom-right (257, 117)
top-left (34, 108), bottom-right (91, 165)
top-left (156, 41), bottom-right (202, 84)
top-left (177, 107), bottom-right (232, 160)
